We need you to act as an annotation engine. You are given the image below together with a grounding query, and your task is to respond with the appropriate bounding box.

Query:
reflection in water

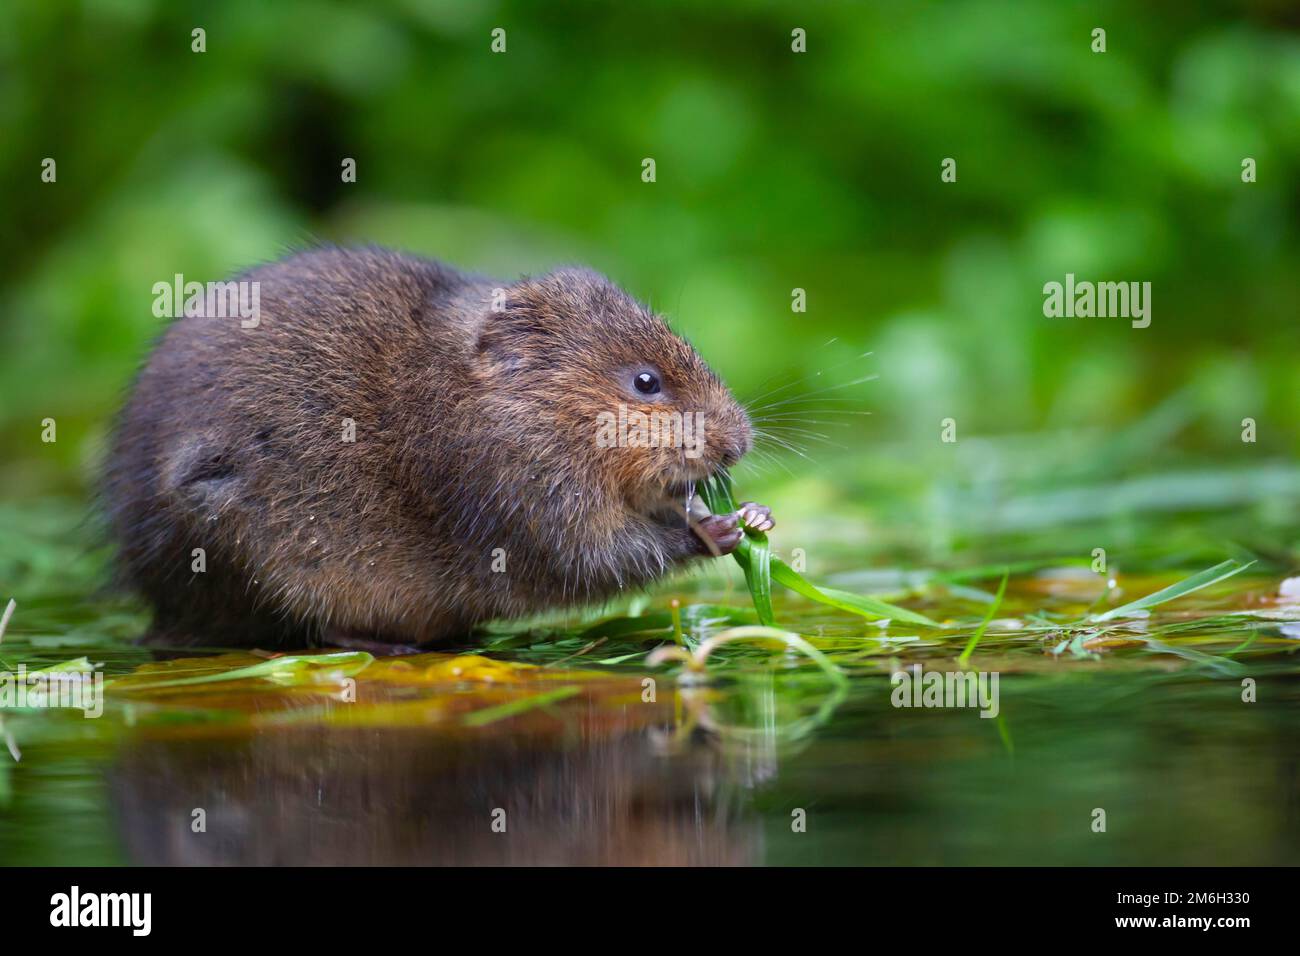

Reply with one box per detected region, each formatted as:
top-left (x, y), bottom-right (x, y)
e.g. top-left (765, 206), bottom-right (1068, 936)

top-left (11, 573), bottom-right (1300, 867)
top-left (10, 652), bottom-right (1298, 865)
top-left (109, 691), bottom-right (777, 866)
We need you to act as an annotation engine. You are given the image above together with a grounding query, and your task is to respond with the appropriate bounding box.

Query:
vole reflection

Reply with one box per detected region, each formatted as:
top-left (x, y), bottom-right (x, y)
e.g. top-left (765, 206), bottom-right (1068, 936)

top-left (108, 689), bottom-right (773, 866)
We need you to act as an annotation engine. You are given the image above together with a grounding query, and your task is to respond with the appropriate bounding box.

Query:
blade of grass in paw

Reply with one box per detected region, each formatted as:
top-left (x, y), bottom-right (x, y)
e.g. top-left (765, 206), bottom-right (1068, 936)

top-left (701, 472), bottom-right (739, 514)
top-left (738, 531), bottom-right (775, 626)
top-left (702, 473), bottom-right (772, 624)
top-left (700, 473), bottom-right (939, 628)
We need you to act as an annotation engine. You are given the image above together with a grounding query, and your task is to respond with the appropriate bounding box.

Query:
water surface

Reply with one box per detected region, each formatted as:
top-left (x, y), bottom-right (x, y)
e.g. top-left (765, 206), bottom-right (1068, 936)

top-left (2, 542), bottom-right (1296, 866)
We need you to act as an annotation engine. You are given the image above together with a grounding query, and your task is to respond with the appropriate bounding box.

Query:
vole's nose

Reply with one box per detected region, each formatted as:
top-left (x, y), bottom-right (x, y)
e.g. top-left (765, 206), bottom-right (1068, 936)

top-left (716, 428), bottom-right (752, 467)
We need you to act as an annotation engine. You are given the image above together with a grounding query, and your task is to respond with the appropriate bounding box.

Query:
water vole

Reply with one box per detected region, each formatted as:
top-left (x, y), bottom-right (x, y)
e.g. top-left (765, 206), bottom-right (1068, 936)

top-left (104, 247), bottom-right (773, 649)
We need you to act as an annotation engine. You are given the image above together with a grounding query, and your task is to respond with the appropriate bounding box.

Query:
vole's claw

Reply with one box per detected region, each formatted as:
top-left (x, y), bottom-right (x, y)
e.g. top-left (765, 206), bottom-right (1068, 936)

top-left (738, 502), bottom-right (775, 533)
top-left (693, 512), bottom-right (743, 556)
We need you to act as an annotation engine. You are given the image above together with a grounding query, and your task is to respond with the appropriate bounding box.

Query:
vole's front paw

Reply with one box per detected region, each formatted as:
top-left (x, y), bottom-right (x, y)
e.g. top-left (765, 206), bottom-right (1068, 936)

top-left (692, 512), bottom-right (743, 556)
top-left (738, 502), bottom-right (775, 533)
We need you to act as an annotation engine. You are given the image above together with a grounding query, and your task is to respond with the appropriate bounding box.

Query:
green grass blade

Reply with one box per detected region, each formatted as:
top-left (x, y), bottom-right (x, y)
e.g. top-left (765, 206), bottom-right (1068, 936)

top-left (579, 612), bottom-right (672, 640)
top-left (108, 651), bottom-right (375, 689)
top-left (740, 535), bottom-right (775, 626)
top-left (1091, 558), bottom-right (1255, 622)
top-left (699, 472), bottom-right (737, 514)
top-left (957, 569), bottom-right (1008, 667)
top-left (462, 685), bottom-right (582, 726)
top-left (695, 625), bottom-right (849, 688)
top-left (771, 559), bottom-right (941, 627)
top-left (702, 473), bottom-right (940, 628)
top-left (704, 473), bottom-right (774, 625)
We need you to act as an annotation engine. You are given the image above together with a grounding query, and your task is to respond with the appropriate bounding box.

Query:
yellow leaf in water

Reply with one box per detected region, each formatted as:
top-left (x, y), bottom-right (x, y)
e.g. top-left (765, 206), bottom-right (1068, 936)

top-left (106, 650), bottom-right (656, 735)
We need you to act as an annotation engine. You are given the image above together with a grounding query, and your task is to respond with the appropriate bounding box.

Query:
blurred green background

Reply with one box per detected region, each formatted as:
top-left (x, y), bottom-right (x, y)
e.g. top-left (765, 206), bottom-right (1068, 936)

top-left (1, 0), bottom-right (1298, 569)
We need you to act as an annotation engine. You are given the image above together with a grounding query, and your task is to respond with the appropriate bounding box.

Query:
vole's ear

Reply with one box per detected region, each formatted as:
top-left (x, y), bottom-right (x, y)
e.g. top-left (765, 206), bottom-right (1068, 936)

top-left (473, 271), bottom-right (575, 367)
top-left (159, 433), bottom-right (243, 512)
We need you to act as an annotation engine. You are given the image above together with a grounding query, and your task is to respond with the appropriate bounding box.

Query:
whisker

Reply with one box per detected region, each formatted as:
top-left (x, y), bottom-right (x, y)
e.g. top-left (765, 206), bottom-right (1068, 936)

top-left (740, 445), bottom-right (797, 479)
top-left (746, 374), bottom-right (879, 415)
top-left (755, 425), bottom-right (839, 445)
top-left (754, 433), bottom-right (844, 458)
top-left (753, 431), bottom-right (818, 463)
top-left (752, 404), bottom-right (873, 418)
top-left (738, 349), bottom-right (877, 472)
top-left (753, 417), bottom-right (855, 428)
top-left (741, 337), bottom-right (848, 405)
top-left (743, 352), bottom-right (875, 409)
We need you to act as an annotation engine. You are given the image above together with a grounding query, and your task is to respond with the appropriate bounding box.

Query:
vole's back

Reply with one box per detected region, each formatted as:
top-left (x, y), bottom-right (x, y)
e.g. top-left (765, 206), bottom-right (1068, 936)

top-left (105, 247), bottom-right (483, 646)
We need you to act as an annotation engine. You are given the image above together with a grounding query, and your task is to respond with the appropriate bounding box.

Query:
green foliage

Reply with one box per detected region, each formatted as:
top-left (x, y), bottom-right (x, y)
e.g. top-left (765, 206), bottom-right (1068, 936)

top-left (2, 0), bottom-right (1299, 502)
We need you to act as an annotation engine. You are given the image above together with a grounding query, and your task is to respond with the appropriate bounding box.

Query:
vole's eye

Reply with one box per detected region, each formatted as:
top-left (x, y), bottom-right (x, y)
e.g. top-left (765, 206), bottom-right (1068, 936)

top-left (633, 371), bottom-right (661, 395)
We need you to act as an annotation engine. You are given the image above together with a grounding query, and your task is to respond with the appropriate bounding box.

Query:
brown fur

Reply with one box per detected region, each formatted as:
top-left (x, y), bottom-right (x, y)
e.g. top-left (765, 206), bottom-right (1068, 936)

top-left (103, 247), bottom-right (752, 647)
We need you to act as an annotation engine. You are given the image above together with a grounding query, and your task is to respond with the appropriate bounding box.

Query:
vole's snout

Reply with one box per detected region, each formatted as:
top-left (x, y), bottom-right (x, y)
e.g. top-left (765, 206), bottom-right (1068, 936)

top-left (708, 411), bottom-right (752, 468)
top-left (716, 431), bottom-right (751, 468)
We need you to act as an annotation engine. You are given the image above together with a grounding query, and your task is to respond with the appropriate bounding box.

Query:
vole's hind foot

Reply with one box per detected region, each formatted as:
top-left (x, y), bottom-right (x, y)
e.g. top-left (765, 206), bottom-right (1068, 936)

top-left (737, 502), bottom-right (774, 533)
top-left (323, 628), bottom-right (424, 657)
top-left (691, 512), bottom-right (743, 557)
